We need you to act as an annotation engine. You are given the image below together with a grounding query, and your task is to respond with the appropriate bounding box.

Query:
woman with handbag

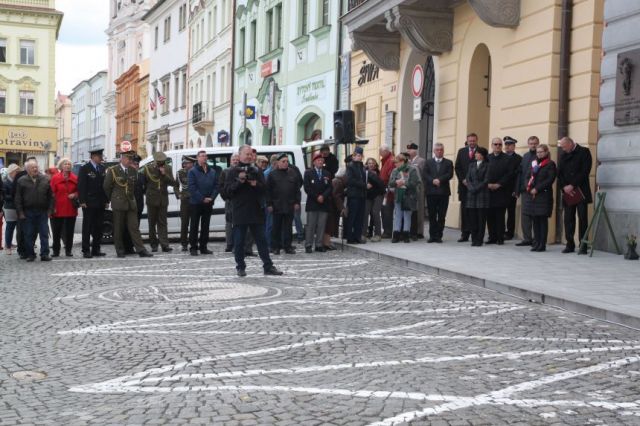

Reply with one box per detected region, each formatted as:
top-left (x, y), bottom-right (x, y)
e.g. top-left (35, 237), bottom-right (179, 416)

top-left (389, 153), bottom-right (420, 243)
top-left (50, 158), bottom-right (79, 257)
top-left (522, 144), bottom-right (557, 252)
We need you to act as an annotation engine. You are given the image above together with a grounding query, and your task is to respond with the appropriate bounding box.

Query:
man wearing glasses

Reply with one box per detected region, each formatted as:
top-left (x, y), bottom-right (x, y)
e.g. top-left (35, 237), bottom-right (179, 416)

top-left (486, 137), bottom-right (515, 245)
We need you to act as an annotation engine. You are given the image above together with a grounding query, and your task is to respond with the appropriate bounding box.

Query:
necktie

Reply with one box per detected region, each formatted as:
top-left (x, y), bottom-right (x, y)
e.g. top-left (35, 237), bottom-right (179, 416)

top-left (468, 148), bottom-right (474, 160)
top-left (317, 169), bottom-right (322, 181)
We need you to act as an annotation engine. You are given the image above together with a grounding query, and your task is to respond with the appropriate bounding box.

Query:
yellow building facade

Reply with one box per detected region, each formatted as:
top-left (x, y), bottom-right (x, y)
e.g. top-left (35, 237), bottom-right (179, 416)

top-left (0, 0), bottom-right (62, 168)
top-left (345, 0), bottom-right (603, 240)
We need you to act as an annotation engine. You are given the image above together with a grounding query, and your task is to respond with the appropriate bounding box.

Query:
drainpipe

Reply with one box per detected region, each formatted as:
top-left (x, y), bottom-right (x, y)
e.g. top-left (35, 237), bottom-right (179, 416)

top-left (335, 0), bottom-right (345, 158)
top-left (230, 0), bottom-right (237, 146)
top-left (555, 0), bottom-right (572, 243)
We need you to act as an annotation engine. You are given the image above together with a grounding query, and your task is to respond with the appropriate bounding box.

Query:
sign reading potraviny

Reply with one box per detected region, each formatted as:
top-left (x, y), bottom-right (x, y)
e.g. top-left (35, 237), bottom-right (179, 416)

top-left (296, 78), bottom-right (327, 105)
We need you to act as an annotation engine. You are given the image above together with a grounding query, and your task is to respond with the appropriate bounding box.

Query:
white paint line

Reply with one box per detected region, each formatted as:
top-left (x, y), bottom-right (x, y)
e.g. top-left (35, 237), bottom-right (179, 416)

top-left (368, 355), bottom-right (640, 426)
top-left (481, 306), bottom-right (525, 316)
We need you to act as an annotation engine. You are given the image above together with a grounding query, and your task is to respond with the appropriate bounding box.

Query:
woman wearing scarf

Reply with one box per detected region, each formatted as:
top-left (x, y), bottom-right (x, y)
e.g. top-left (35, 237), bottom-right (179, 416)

top-left (50, 158), bottom-right (79, 257)
top-left (389, 153), bottom-right (420, 243)
top-left (522, 144), bottom-right (557, 252)
top-left (465, 146), bottom-right (490, 246)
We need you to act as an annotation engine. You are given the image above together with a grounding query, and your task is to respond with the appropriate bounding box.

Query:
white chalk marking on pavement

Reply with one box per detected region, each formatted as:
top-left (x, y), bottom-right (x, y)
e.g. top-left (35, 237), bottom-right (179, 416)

top-left (367, 355), bottom-right (640, 426)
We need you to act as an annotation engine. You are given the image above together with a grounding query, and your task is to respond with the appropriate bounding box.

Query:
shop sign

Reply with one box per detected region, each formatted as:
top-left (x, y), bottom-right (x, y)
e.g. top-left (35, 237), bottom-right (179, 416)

top-left (261, 60), bottom-right (280, 78)
top-left (296, 78), bottom-right (326, 105)
top-left (357, 62), bottom-right (380, 86)
top-left (0, 126), bottom-right (57, 153)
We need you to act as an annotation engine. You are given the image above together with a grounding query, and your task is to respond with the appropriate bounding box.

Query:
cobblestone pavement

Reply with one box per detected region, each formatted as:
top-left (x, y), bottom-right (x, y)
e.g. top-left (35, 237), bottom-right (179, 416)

top-left (1, 244), bottom-right (640, 425)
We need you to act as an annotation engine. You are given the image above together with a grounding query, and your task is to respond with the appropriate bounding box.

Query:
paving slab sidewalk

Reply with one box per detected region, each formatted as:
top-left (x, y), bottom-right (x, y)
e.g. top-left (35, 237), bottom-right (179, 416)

top-left (335, 227), bottom-right (640, 329)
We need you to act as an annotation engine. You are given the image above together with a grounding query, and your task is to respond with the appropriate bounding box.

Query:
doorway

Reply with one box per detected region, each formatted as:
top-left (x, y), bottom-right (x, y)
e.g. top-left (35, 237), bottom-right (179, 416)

top-left (467, 44), bottom-right (492, 148)
top-left (419, 56), bottom-right (436, 157)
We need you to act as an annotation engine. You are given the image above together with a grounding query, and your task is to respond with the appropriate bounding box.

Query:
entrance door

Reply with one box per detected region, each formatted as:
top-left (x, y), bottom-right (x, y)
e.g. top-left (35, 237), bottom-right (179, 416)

top-left (419, 56), bottom-right (436, 157)
top-left (467, 44), bottom-right (492, 148)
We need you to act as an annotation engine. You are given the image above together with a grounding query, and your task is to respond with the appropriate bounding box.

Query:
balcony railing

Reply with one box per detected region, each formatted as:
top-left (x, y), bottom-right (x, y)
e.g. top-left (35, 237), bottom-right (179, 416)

top-left (0, 0), bottom-right (55, 8)
top-left (348, 0), bottom-right (368, 11)
top-left (192, 102), bottom-right (214, 136)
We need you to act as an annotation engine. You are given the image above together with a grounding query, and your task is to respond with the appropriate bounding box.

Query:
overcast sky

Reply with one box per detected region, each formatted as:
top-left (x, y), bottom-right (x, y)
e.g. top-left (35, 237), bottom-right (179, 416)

top-left (55, 0), bottom-right (109, 95)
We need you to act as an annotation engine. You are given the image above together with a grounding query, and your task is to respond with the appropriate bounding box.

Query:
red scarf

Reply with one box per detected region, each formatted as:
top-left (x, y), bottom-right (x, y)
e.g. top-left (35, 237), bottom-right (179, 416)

top-left (527, 157), bottom-right (550, 192)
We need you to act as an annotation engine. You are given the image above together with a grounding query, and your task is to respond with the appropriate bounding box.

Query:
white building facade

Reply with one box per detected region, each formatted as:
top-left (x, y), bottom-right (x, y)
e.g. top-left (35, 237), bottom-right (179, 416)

top-left (143, 0), bottom-right (189, 153)
top-left (69, 71), bottom-right (107, 163)
top-left (187, 0), bottom-right (233, 148)
top-left (105, 0), bottom-right (157, 159)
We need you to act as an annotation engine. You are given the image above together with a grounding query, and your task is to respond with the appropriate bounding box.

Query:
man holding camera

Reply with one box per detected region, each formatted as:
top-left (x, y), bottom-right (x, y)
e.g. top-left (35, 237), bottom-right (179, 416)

top-left (187, 150), bottom-right (218, 256)
top-left (225, 145), bottom-right (283, 277)
top-left (142, 152), bottom-right (178, 252)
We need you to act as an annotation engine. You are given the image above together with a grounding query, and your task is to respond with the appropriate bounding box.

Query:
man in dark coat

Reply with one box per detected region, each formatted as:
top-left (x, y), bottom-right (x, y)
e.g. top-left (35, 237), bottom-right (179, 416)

top-left (187, 150), bottom-right (218, 256)
top-left (345, 146), bottom-right (367, 244)
top-left (304, 152), bottom-right (333, 252)
top-left (503, 136), bottom-right (522, 240)
top-left (218, 154), bottom-right (240, 252)
top-left (454, 133), bottom-right (478, 242)
top-left (77, 148), bottom-right (108, 258)
top-left (266, 153), bottom-right (302, 255)
top-left (320, 144), bottom-right (338, 177)
top-left (423, 143), bottom-right (454, 243)
top-left (515, 136), bottom-right (540, 246)
top-left (558, 136), bottom-right (593, 254)
top-left (225, 145), bottom-right (283, 277)
top-left (486, 138), bottom-right (515, 245)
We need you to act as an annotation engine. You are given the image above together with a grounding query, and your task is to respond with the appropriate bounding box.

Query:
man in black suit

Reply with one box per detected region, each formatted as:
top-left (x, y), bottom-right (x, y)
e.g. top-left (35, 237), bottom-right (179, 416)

top-left (515, 136), bottom-right (540, 246)
top-left (77, 148), bottom-right (108, 258)
top-left (454, 133), bottom-right (478, 242)
top-left (423, 143), bottom-right (454, 243)
top-left (558, 136), bottom-right (593, 254)
top-left (486, 138), bottom-right (515, 245)
top-left (503, 136), bottom-right (522, 240)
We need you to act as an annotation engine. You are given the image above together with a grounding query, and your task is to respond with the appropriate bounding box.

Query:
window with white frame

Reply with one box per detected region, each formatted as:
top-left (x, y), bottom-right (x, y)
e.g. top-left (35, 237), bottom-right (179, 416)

top-left (249, 20), bottom-right (257, 62)
top-left (154, 26), bottom-right (159, 49)
top-left (355, 102), bottom-right (366, 138)
top-left (238, 27), bottom-right (245, 66)
top-left (174, 74), bottom-right (179, 110)
top-left (300, 0), bottom-right (309, 36)
top-left (161, 79), bottom-right (170, 114)
top-left (0, 89), bottom-right (6, 114)
top-left (200, 17), bottom-right (205, 46)
top-left (275, 4), bottom-right (283, 47)
top-left (20, 91), bottom-right (35, 115)
top-left (179, 3), bottom-right (187, 31)
top-left (212, 71), bottom-right (217, 106)
top-left (164, 16), bottom-right (171, 42)
top-left (208, 11), bottom-right (212, 40)
top-left (266, 9), bottom-right (273, 52)
top-left (20, 40), bottom-right (35, 65)
top-left (322, 0), bottom-right (329, 26)
top-left (0, 39), bottom-right (6, 63)
top-left (181, 70), bottom-right (187, 107)
top-left (213, 5), bottom-right (218, 35)
top-left (152, 84), bottom-right (158, 118)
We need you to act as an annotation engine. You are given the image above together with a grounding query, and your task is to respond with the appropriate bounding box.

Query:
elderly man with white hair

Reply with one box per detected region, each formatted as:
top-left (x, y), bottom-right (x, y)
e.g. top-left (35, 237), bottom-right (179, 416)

top-left (14, 160), bottom-right (54, 261)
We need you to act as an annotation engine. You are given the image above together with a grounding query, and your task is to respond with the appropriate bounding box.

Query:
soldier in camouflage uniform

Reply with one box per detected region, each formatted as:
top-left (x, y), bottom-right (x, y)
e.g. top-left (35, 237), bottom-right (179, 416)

top-left (103, 151), bottom-right (153, 258)
top-left (142, 152), bottom-right (178, 252)
top-left (177, 156), bottom-right (195, 251)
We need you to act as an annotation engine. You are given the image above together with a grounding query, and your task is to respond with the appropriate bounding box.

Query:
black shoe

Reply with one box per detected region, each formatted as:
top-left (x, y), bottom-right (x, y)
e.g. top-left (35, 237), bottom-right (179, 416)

top-left (181, 246), bottom-right (189, 252)
top-left (161, 246), bottom-right (173, 252)
top-left (65, 250), bottom-right (73, 257)
top-left (496, 241), bottom-right (504, 246)
top-left (346, 240), bottom-right (358, 244)
top-left (138, 250), bottom-right (154, 258)
top-left (237, 269), bottom-right (247, 277)
top-left (577, 244), bottom-right (588, 255)
top-left (83, 252), bottom-right (93, 259)
top-left (417, 234), bottom-right (425, 240)
top-left (562, 246), bottom-right (575, 254)
top-left (458, 237), bottom-right (469, 243)
top-left (435, 239), bottom-right (443, 243)
top-left (224, 246), bottom-right (233, 253)
top-left (504, 234), bottom-right (514, 241)
top-left (381, 233), bottom-right (392, 239)
top-left (151, 246), bottom-right (159, 253)
top-left (117, 253), bottom-right (126, 258)
top-left (200, 249), bottom-right (213, 255)
top-left (51, 251), bottom-right (60, 258)
top-left (471, 242), bottom-right (482, 247)
top-left (485, 240), bottom-right (497, 245)
top-left (323, 245), bottom-right (337, 251)
top-left (515, 241), bottom-right (533, 247)
top-left (530, 246), bottom-right (539, 252)
top-left (285, 247), bottom-right (296, 254)
top-left (305, 247), bottom-right (313, 253)
top-left (427, 238), bottom-right (436, 243)
top-left (41, 255), bottom-right (52, 262)
top-left (264, 266), bottom-right (283, 276)
top-left (26, 256), bottom-right (36, 262)
top-left (190, 250), bottom-right (199, 256)
top-left (410, 234), bottom-right (418, 241)
top-left (403, 232), bottom-right (411, 243)
top-left (272, 249), bottom-right (280, 255)
top-left (92, 252), bottom-right (106, 257)
top-left (315, 247), bottom-right (326, 253)
top-left (245, 251), bottom-right (257, 257)
top-left (124, 249), bottom-right (136, 255)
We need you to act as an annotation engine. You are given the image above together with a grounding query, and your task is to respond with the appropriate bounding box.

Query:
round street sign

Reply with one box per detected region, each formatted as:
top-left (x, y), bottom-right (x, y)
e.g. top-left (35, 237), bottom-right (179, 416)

top-left (412, 64), bottom-right (424, 98)
top-left (121, 140), bottom-right (132, 152)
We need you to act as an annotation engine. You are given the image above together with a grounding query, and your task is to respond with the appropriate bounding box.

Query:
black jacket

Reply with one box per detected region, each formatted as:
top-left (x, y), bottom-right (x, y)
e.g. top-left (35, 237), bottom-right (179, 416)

top-left (522, 159), bottom-right (557, 218)
top-left (224, 163), bottom-right (267, 225)
top-left (558, 144), bottom-right (593, 204)
top-left (365, 170), bottom-right (385, 200)
top-left (346, 160), bottom-right (367, 199)
top-left (455, 146), bottom-right (476, 199)
top-left (505, 152), bottom-right (522, 195)
top-left (78, 162), bottom-right (108, 208)
top-left (466, 161), bottom-right (490, 209)
top-left (15, 174), bottom-right (55, 215)
top-left (266, 166), bottom-right (302, 214)
top-left (323, 153), bottom-right (339, 177)
top-left (423, 158), bottom-right (454, 196)
top-left (518, 150), bottom-right (537, 194)
top-left (487, 152), bottom-right (515, 208)
top-left (304, 167), bottom-right (333, 212)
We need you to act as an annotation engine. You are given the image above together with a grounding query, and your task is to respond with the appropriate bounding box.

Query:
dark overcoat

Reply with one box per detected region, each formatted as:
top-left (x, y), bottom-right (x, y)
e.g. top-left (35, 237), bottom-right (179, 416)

top-left (423, 158), bottom-right (454, 196)
top-left (304, 168), bottom-right (333, 212)
top-left (557, 144), bottom-right (593, 204)
top-left (522, 159), bottom-right (557, 218)
top-left (487, 152), bottom-right (515, 208)
top-left (465, 161), bottom-right (490, 209)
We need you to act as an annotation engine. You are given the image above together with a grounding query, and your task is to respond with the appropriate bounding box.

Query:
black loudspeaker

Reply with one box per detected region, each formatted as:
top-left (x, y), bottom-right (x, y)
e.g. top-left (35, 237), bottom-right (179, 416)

top-left (334, 110), bottom-right (355, 144)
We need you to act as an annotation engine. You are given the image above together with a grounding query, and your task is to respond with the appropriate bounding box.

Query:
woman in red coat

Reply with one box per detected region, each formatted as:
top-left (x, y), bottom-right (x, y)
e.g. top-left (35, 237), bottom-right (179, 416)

top-left (50, 158), bottom-right (79, 257)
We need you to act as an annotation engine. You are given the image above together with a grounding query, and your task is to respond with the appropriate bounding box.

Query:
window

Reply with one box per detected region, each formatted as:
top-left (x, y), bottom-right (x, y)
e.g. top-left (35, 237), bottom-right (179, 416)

top-left (20, 91), bottom-right (35, 115)
top-left (152, 84), bottom-right (158, 118)
top-left (221, 65), bottom-right (226, 102)
top-left (213, 6), bottom-right (218, 35)
top-left (174, 74), bottom-right (179, 110)
top-left (222, 0), bottom-right (227, 27)
top-left (266, 9), bottom-right (273, 52)
top-left (249, 20), bottom-right (257, 62)
top-left (208, 11), bottom-right (212, 40)
top-left (200, 18), bottom-right (205, 46)
top-left (355, 102), bottom-right (366, 138)
top-left (300, 0), bottom-right (308, 36)
top-left (322, 0), bottom-right (329, 26)
top-left (179, 3), bottom-right (187, 31)
top-left (0, 39), bottom-right (6, 63)
top-left (181, 70), bottom-right (187, 107)
top-left (20, 40), bottom-right (35, 65)
top-left (212, 71), bottom-right (217, 105)
top-left (161, 79), bottom-right (170, 114)
top-left (238, 27), bottom-right (245, 66)
top-left (0, 90), bottom-right (6, 114)
top-left (275, 4), bottom-right (283, 48)
top-left (154, 26), bottom-right (159, 49)
top-left (164, 16), bottom-right (172, 43)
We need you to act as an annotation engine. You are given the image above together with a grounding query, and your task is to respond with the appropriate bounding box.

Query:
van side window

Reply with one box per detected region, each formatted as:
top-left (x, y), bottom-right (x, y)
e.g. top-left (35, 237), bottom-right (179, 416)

top-left (207, 154), bottom-right (230, 175)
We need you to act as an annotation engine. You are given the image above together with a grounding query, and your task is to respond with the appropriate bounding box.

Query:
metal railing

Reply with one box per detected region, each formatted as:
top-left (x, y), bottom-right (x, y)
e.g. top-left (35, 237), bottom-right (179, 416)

top-left (0, 0), bottom-right (54, 8)
top-left (348, 0), bottom-right (368, 11)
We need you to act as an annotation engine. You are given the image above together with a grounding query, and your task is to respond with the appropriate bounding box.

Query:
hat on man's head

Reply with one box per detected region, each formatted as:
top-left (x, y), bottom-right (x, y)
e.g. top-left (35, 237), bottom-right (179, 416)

top-left (182, 155), bottom-right (196, 164)
top-left (122, 150), bottom-right (137, 158)
top-left (320, 144), bottom-right (330, 152)
top-left (89, 148), bottom-right (104, 156)
top-left (132, 154), bottom-right (143, 163)
top-left (312, 152), bottom-right (323, 162)
top-left (406, 142), bottom-right (419, 150)
top-left (276, 152), bottom-right (288, 161)
top-left (503, 136), bottom-right (517, 145)
top-left (354, 146), bottom-right (364, 155)
top-left (153, 152), bottom-right (167, 162)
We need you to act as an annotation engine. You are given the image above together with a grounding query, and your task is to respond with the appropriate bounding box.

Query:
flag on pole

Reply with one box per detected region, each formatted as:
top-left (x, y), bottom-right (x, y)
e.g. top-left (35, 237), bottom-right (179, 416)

top-left (155, 87), bottom-right (166, 105)
top-left (149, 98), bottom-right (156, 111)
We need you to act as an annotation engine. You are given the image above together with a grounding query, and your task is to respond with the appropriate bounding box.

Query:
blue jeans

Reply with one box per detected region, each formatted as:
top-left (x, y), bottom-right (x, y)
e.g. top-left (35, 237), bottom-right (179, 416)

top-left (23, 210), bottom-right (49, 257)
top-left (233, 223), bottom-right (273, 272)
top-left (5, 220), bottom-right (17, 248)
top-left (393, 203), bottom-right (412, 232)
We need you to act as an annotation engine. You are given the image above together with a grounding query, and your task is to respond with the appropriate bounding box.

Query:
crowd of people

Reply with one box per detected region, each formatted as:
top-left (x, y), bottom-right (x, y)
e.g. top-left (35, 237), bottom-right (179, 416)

top-left (0, 134), bottom-right (592, 269)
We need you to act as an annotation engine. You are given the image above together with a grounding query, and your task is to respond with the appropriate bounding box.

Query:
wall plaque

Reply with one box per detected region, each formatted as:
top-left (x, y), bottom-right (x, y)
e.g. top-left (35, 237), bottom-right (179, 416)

top-left (615, 48), bottom-right (640, 126)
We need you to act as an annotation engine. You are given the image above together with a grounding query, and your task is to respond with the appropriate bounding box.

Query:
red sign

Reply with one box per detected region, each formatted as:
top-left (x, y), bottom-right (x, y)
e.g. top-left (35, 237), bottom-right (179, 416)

top-left (121, 140), bottom-right (132, 152)
top-left (261, 60), bottom-right (280, 78)
top-left (411, 64), bottom-right (424, 98)
top-left (261, 115), bottom-right (270, 127)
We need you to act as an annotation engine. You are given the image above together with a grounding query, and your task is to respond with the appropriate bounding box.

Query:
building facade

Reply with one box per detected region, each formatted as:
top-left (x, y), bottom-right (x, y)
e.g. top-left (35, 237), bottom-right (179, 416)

top-left (143, 0), bottom-right (189, 154)
top-left (54, 92), bottom-right (71, 161)
top-left (0, 0), bottom-right (62, 168)
top-left (596, 1), bottom-right (640, 251)
top-left (188, 0), bottom-right (233, 149)
top-left (233, 0), bottom-right (340, 146)
top-left (105, 0), bottom-right (157, 160)
top-left (343, 0), bottom-right (603, 241)
top-left (114, 60), bottom-right (149, 156)
top-left (138, 70), bottom-right (150, 158)
top-left (69, 71), bottom-right (107, 163)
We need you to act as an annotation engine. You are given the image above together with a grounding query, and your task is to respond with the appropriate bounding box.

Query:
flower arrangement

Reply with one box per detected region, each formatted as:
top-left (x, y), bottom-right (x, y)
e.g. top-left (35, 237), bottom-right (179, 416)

top-left (625, 234), bottom-right (638, 260)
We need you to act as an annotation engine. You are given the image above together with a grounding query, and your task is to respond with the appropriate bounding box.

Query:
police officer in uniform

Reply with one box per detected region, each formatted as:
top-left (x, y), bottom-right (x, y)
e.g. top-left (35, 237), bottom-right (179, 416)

top-left (77, 148), bottom-right (108, 258)
top-left (142, 152), bottom-right (178, 252)
top-left (104, 151), bottom-right (153, 258)
top-left (177, 156), bottom-right (195, 251)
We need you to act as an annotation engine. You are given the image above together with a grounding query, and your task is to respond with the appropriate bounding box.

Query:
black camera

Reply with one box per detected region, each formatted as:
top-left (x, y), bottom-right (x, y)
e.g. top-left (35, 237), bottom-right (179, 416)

top-left (237, 165), bottom-right (260, 181)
